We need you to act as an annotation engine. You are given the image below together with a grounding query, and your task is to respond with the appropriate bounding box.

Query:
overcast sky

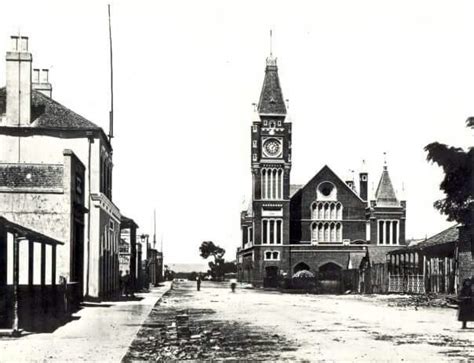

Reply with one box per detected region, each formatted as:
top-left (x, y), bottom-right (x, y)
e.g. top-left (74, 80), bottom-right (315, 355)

top-left (0, 0), bottom-right (473, 265)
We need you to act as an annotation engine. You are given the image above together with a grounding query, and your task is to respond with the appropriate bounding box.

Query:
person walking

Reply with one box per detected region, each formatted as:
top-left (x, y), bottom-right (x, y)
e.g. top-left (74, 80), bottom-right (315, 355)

top-left (119, 271), bottom-right (124, 298)
top-left (196, 274), bottom-right (201, 291)
top-left (123, 270), bottom-right (131, 298)
top-left (458, 278), bottom-right (474, 329)
top-left (230, 277), bottom-right (237, 293)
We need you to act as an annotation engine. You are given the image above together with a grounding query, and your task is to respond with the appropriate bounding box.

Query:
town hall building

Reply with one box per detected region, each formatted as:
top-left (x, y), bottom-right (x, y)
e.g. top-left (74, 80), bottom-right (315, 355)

top-left (237, 53), bottom-right (407, 287)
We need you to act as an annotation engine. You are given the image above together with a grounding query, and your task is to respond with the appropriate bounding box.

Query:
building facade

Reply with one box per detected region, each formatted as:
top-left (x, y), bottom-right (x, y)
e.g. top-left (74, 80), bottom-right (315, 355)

top-left (0, 35), bottom-right (120, 299)
top-left (237, 54), bottom-right (407, 287)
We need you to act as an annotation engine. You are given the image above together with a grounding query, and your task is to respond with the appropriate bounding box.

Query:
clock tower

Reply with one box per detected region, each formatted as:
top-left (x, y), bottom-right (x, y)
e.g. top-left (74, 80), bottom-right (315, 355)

top-left (250, 54), bottom-right (292, 246)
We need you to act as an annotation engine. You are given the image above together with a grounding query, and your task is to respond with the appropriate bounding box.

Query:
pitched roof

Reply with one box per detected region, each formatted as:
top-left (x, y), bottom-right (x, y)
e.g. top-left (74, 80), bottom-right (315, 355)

top-left (406, 225), bottom-right (459, 251)
top-left (375, 166), bottom-right (398, 206)
top-left (257, 57), bottom-right (287, 116)
top-left (290, 184), bottom-right (303, 198)
top-left (0, 87), bottom-right (101, 131)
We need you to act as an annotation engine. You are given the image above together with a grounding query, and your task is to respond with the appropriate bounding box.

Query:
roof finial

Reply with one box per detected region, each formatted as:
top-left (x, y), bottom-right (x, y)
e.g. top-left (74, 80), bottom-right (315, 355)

top-left (270, 29), bottom-right (273, 57)
top-left (266, 29), bottom-right (277, 67)
top-left (383, 152), bottom-right (387, 170)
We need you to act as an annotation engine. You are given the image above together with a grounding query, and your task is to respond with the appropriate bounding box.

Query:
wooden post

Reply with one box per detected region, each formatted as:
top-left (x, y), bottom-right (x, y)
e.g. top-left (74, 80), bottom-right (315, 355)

top-left (51, 244), bottom-right (56, 286)
top-left (12, 233), bottom-right (19, 334)
top-left (28, 240), bottom-right (34, 286)
top-left (40, 243), bottom-right (46, 287)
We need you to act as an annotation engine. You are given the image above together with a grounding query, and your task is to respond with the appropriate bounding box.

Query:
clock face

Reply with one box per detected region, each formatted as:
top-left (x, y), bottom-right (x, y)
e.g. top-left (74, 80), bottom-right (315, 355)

top-left (263, 138), bottom-right (282, 157)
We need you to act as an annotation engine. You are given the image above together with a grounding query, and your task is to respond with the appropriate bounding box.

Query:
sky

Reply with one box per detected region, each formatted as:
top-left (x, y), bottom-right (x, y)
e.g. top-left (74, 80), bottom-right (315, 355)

top-left (0, 0), bottom-right (473, 265)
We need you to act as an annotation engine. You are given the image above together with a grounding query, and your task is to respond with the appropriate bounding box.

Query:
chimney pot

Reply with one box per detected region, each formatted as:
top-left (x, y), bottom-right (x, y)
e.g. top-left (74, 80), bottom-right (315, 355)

top-left (33, 68), bottom-right (40, 83)
top-left (40, 69), bottom-right (49, 83)
top-left (10, 36), bottom-right (19, 51)
top-left (19, 36), bottom-right (28, 52)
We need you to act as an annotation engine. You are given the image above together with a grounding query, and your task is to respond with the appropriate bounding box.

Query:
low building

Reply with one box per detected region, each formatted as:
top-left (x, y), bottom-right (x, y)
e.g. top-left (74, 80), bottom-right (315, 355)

top-left (387, 225), bottom-right (460, 294)
top-left (119, 216), bottom-right (138, 291)
top-left (0, 217), bottom-right (67, 333)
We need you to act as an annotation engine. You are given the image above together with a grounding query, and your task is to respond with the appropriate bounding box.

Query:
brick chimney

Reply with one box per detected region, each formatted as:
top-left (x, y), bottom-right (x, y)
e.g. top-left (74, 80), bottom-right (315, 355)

top-left (6, 35), bottom-right (32, 126)
top-left (33, 68), bottom-right (52, 98)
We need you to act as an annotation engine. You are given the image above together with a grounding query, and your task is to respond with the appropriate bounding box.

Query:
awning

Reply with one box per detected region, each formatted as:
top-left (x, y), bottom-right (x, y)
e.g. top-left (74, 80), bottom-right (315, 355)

top-left (0, 216), bottom-right (64, 245)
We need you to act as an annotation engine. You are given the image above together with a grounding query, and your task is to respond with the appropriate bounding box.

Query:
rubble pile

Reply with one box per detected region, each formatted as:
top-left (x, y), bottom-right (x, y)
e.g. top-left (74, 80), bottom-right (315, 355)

top-left (387, 294), bottom-right (458, 309)
top-left (123, 292), bottom-right (295, 361)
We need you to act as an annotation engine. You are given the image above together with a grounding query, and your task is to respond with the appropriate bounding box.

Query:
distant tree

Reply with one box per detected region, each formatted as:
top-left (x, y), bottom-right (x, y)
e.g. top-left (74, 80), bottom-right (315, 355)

top-left (424, 119), bottom-right (473, 226)
top-left (199, 241), bottom-right (226, 280)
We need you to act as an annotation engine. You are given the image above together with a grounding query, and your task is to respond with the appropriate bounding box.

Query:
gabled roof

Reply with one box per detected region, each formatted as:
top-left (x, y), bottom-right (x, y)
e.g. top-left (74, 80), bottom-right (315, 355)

top-left (257, 57), bottom-right (287, 116)
top-left (0, 87), bottom-right (101, 131)
top-left (291, 165), bottom-right (365, 203)
top-left (375, 166), bottom-right (398, 206)
top-left (290, 184), bottom-right (303, 198)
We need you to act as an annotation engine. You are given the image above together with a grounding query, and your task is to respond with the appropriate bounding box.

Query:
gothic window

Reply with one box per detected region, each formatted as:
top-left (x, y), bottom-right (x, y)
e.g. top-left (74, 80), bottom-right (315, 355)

top-left (311, 202), bottom-right (343, 221)
top-left (261, 168), bottom-right (283, 200)
top-left (311, 223), bottom-right (318, 241)
top-left (262, 218), bottom-right (283, 244)
top-left (318, 223), bottom-right (324, 241)
top-left (313, 222), bottom-right (342, 243)
top-left (378, 220), bottom-right (400, 245)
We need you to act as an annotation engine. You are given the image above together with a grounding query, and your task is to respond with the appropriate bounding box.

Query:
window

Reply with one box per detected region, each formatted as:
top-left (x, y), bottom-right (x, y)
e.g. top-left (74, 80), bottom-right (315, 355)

top-left (252, 153), bottom-right (257, 161)
top-left (261, 168), bottom-right (283, 200)
top-left (311, 222), bottom-right (343, 243)
top-left (263, 120), bottom-right (268, 126)
top-left (252, 140), bottom-right (257, 148)
top-left (264, 250), bottom-right (280, 261)
top-left (378, 220), bottom-right (400, 245)
top-left (311, 202), bottom-right (342, 220)
top-left (277, 120), bottom-right (282, 126)
top-left (316, 181), bottom-right (337, 200)
top-left (262, 218), bottom-right (283, 244)
top-left (253, 125), bottom-right (257, 132)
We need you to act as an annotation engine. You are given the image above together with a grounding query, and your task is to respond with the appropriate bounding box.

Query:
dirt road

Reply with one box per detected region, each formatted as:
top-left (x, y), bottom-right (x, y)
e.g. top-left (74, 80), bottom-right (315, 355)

top-left (125, 280), bottom-right (474, 361)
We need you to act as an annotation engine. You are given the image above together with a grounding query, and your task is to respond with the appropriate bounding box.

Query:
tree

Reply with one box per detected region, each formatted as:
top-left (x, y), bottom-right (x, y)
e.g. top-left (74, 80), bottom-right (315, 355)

top-left (199, 241), bottom-right (226, 280)
top-left (424, 119), bottom-right (473, 226)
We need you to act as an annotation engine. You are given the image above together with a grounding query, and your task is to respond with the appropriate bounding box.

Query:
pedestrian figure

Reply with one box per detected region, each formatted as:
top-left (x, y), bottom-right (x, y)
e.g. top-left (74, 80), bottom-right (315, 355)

top-left (123, 270), bottom-right (131, 297)
top-left (119, 270), bottom-right (123, 297)
top-left (230, 277), bottom-right (237, 293)
top-left (196, 274), bottom-right (201, 291)
top-left (458, 278), bottom-right (474, 329)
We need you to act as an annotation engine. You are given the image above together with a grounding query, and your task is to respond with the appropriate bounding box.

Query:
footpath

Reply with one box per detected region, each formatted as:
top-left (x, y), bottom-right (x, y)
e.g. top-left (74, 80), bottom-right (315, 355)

top-left (0, 282), bottom-right (172, 362)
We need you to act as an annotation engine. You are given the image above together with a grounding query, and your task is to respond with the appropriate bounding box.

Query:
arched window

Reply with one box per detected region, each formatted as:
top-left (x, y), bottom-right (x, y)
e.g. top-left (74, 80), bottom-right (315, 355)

top-left (324, 223), bottom-right (330, 242)
top-left (330, 223), bottom-right (336, 242)
top-left (318, 222), bottom-right (324, 241)
top-left (311, 201), bottom-right (343, 221)
top-left (336, 223), bottom-right (342, 242)
top-left (324, 203), bottom-right (330, 219)
top-left (264, 250), bottom-right (280, 261)
top-left (311, 223), bottom-right (318, 241)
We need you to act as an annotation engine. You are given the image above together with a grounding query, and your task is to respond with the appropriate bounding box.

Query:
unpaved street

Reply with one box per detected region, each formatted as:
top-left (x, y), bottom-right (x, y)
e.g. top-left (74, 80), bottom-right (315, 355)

top-left (125, 280), bottom-right (474, 361)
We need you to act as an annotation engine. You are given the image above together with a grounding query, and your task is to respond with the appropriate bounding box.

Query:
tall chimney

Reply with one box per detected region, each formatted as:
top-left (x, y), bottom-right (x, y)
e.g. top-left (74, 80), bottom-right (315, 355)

top-left (6, 35), bottom-right (32, 126)
top-left (32, 68), bottom-right (52, 98)
top-left (359, 160), bottom-right (368, 201)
